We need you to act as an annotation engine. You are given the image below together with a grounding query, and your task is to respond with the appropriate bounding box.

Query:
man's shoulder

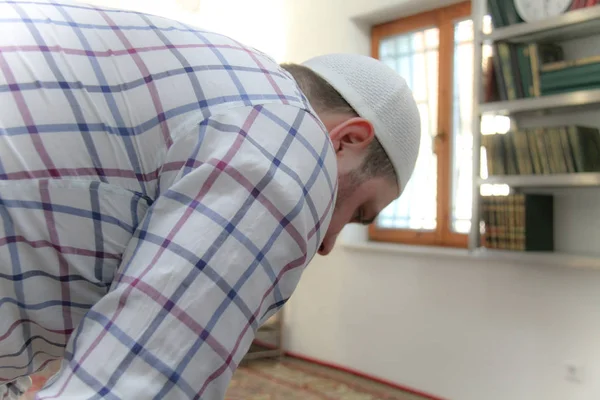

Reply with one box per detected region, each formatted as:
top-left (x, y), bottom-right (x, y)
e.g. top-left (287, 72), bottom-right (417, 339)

top-left (142, 20), bottom-right (313, 112)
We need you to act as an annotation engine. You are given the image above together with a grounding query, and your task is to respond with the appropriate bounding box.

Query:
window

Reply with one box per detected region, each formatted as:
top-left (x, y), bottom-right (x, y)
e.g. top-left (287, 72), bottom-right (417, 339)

top-left (369, 2), bottom-right (474, 248)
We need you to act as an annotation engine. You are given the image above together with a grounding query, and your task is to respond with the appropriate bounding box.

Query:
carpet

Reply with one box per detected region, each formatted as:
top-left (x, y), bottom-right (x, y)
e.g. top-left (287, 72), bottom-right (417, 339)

top-left (225, 358), bottom-right (429, 400)
top-left (22, 358), bottom-right (429, 400)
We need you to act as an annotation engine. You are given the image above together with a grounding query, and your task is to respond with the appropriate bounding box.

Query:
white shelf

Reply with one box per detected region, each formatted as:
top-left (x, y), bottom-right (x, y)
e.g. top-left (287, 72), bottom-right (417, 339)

top-left (478, 89), bottom-right (600, 115)
top-left (483, 6), bottom-right (600, 43)
top-left (342, 242), bottom-right (600, 271)
top-left (478, 173), bottom-right (600, 188)
top-left (471, 248), bottom-right (600, 270)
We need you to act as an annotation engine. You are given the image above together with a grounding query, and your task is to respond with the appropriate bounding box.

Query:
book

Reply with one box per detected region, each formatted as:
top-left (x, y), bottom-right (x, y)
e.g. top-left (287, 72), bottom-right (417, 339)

top-left (481, 125), bottom-right (600, 175)
top-left (482, 194), bottom-right (554, 251)
top-left (487, 0), bottom-right (523, 28)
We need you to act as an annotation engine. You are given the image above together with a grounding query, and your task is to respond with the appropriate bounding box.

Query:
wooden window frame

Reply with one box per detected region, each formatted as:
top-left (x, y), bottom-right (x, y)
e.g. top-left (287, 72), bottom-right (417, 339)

top-left (369, 1), bottom-right (471, 248)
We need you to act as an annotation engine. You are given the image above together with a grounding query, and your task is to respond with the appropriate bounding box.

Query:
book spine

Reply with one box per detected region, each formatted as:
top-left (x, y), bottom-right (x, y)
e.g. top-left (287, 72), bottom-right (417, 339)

top-left (509, 195), bottom-right (516, 250)
top-left (558, 127), bottom-right (576, 173)
top-left (492, 44), bottom-right (508, 101)
top-left (528, 44), bottom-right (541, 97)
top-left (509, 44), bottom-right (524, 99)
top-left (541, 55), bottom-right (600, 72)
top-left (577, 126), bottom-right (600, 171)
top-left (483, 197), bottom-right (491, 248)
top-left (519, 45), bottom-right (534, 97)
top-left (510, 132), bottom-right (525, 175)
top-left (524, 195), bottom-right (554, 251)
top-left (501, 0), bottom-right (523, 25)
top-left (535, 128), bottom-right (552, 174)
top-left (489, 196), bottom-right (497, 248)
top-left (487, 0), bottom-right (506, 28)
top-left (499, 196), bottom-right (507, 249)
top-left (568, 126), bottom-right (585, 172)
top-left (498, 43), bottom-right (518, 100)
top-left (526, 128), bottom-right (543, 174)
top-left (516, 194), bottom-right (525, 251)
top-left (549, 127), bottom-right (568, 173)
top-left (517, 130), bottom-right (534, 175)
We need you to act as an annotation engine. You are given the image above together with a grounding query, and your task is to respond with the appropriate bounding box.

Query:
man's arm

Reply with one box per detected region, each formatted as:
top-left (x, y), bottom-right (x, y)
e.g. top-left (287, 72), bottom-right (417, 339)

top-left (35, 104), bottom-right (336, 399)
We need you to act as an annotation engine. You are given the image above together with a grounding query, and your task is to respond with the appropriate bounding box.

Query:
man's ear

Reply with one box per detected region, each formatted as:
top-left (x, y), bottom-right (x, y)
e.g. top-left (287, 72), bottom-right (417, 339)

top-left (328, 117), bottom-right (375, 155)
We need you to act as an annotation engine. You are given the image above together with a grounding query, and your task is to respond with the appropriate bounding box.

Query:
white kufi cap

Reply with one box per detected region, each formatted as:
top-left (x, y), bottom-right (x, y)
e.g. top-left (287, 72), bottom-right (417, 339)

top-left (301, 53), bottom-right (421, 195)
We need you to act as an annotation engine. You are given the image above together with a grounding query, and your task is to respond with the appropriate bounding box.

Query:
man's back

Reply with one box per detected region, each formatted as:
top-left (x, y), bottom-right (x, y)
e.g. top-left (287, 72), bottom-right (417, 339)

top-left (0, 1), bottom-right (336, 398)
top-left (0, 0), bottom-right (313, 194)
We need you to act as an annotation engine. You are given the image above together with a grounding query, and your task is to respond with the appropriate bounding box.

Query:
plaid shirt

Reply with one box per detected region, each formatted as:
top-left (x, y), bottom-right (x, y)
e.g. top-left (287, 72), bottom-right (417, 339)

top-left (0, 1), bottom-right (337, 398)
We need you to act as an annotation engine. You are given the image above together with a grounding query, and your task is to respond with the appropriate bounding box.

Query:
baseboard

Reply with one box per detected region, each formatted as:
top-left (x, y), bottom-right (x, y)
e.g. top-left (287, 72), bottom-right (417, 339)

top-left (247, 339), bottom-right (446, 400)
top-left (283, 350), bottom-right (447, 400)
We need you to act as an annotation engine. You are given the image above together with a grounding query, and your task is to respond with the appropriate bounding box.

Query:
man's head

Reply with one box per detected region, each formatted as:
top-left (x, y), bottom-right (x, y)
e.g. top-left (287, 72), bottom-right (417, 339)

top-left (281, 54), bottom-right (421, 255)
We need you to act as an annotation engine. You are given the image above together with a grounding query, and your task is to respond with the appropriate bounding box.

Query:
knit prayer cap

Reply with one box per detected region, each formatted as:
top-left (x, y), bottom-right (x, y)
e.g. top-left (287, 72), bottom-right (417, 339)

top-left (302, 53), bottom-right (421, 195)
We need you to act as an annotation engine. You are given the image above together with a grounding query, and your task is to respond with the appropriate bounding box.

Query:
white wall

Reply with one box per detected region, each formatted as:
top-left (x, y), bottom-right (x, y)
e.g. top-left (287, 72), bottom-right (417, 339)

top-left (282, 0), bottom-right (461, 64)
top-left (281, 1), bottom-right (600, 400)
top-left (83, 0), bottom-right (287, 62)
top-left (286, 246), bottom-right (600, 400)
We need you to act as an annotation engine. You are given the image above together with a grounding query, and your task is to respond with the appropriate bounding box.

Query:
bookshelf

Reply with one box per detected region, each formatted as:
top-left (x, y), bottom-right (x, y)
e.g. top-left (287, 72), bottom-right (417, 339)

top-left (471, 248), bottom-right (600, 270)
top-left (479, 88), bottom-right (600, 114)
top-left (479, 172), bottom-right (600, 187)
top-left (482, 5), bottom-right (600, 43)
top-left (470, 0), bottom-right (600, 267)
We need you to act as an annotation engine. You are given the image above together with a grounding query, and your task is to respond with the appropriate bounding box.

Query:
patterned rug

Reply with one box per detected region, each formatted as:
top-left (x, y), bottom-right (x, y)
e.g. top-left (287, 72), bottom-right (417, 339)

top-left (225, 358), bottom-right (429, 400)
top-left (23, 357), bottom-right (429, 400)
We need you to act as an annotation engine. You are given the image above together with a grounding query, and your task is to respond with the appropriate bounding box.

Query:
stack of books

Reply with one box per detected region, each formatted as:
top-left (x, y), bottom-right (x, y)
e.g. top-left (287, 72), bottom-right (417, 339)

top-left (488, 42), bottom-right (564, 101)
top-left (482, 194), bottom-right (553, 251)
top-left (483, 0), bottom-right (600, 102)
top-left (481, 125), bottom-right (600, 175)
top-left (487, 43), bottom-right (600, 100)
top-left (541, 56), bottom-right (600, 95)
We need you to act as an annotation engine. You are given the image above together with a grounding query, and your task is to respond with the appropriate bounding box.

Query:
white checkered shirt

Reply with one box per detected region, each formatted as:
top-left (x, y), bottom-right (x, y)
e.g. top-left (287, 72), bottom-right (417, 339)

top-left (0, 1), bottom-right (337, 398)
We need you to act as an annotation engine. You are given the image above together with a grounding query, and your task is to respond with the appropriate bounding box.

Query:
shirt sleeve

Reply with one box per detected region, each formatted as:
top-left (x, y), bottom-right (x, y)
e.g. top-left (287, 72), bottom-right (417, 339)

top-left (35, 103), bottom-right (337, 399)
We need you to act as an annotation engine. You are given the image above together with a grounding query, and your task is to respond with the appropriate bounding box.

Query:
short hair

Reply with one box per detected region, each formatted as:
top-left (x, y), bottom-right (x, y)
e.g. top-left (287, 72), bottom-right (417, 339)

top-left (280, 63), bottom-right (396, 183)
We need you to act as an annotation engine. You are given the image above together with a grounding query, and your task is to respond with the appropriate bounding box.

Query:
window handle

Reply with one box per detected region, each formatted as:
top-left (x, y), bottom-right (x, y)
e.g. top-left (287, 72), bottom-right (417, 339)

top-left (434, 131), bottom-right (447, 154)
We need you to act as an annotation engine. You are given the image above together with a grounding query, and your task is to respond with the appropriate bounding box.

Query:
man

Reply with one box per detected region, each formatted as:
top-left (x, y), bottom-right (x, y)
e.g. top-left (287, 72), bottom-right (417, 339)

top-left (0, 0), bottom-right (420, 398)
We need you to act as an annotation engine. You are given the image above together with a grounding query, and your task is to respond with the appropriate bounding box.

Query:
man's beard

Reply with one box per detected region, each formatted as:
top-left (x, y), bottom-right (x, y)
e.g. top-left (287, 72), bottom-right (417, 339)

top-left (334, 169), bottom-right (363, 212)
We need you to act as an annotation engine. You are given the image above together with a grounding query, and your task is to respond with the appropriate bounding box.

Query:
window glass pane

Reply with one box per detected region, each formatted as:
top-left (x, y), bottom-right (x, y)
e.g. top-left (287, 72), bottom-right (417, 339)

top-left (377, 27), bottom-right (439, 231)
top-left (451, 19), bottom-right (474, 234)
